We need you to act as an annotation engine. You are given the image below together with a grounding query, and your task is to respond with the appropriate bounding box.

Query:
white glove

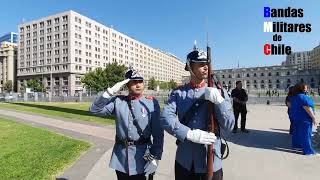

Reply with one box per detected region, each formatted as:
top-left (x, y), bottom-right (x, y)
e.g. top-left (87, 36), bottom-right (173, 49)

top-left (106, 79), bottom-right (130, 96)
top-left (205, 87), bottom-right (224, 104)
top-left (144, 159), bottom-right (159, 177)
top-left (186, 129), bottom-right (216, 145)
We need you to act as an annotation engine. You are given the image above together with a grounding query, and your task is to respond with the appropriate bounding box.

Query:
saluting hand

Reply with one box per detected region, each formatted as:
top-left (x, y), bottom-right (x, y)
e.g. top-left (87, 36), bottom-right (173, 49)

top-left (107, 79), bottom-right (130, 96)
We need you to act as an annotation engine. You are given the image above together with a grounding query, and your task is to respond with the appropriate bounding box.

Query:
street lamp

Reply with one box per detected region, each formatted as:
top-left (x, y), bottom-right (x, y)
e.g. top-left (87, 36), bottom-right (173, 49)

top-left (50, 61), bottom-right (53, 101)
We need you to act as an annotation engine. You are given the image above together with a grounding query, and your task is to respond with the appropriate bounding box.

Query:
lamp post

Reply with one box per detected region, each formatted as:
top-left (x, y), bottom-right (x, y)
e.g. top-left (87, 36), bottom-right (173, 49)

top-left (50, 62), bottom-right (53, 101)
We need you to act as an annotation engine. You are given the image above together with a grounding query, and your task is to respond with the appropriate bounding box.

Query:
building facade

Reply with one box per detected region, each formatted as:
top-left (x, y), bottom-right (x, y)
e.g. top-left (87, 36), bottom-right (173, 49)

top-left (212, 65), bottom-right (320, 91)
top-left (311, 45), bottom-right (320, 69)
top-left (17, 10), bottom-right (187, 96)
top-left (183, 66), bottom-right (320, 92)
top-left (0, 32), bottom-right (18, 44)
top-left (0, 42), bottom-right (17, 93)
top-left (283, 51), bottom-right (312, 70)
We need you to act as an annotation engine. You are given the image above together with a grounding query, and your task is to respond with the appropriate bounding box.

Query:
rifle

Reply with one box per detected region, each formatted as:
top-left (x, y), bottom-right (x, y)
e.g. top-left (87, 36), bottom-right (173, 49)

top-left (206, 45), bottom-right (215, 180)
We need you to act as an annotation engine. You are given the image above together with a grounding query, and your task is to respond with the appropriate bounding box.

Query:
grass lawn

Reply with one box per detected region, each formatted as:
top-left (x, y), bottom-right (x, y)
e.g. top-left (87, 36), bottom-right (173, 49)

top-left (0, 102), bottom-right (114, 125)
top-left (0, 117), bottom-right (91, 180)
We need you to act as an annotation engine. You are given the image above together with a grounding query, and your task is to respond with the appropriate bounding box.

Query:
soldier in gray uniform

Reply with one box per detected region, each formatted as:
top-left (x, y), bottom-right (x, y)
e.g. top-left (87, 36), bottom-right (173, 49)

top-left (160, 47), bottom-right (235, 180)
top-left (90, 68), bottom-right (164, 180)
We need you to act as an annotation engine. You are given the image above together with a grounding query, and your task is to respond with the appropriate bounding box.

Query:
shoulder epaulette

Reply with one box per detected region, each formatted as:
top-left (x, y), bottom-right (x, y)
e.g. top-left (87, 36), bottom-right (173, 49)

top-left (145, 96), bottom-right (155, 100)
top-left (116, 95), bottom-right (127, 100)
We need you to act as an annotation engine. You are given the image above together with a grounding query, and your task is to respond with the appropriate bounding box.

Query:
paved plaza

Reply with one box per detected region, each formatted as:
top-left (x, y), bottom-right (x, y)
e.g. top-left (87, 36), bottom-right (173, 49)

top-left (0, 104), bottom-right (319, 180)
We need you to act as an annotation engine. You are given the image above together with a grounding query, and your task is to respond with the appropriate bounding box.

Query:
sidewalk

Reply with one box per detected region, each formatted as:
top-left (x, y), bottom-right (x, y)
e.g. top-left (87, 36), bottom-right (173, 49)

top-left (0, 109), bottom-right (115, 180)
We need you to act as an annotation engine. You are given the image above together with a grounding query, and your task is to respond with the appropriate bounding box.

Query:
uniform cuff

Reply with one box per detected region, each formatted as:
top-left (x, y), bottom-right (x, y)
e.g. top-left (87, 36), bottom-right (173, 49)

top-left (174, 123), bottom-right (190, 142)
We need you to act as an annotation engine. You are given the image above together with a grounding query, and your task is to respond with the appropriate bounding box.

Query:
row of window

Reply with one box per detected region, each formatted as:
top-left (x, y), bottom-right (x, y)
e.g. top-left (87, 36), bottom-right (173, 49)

top-left (20, 16), bottom-right (68, 33)
top-left (221, 71), bottom-right (294, 78)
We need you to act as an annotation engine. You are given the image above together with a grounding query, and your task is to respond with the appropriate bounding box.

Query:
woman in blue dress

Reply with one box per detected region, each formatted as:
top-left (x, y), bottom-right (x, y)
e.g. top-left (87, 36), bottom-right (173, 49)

top-left (289, 82), bottom-right (318, 155)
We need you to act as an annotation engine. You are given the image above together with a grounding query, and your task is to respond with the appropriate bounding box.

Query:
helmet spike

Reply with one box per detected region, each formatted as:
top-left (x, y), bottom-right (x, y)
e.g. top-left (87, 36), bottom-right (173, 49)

top-left (193, 40), bottom-right (198, 51)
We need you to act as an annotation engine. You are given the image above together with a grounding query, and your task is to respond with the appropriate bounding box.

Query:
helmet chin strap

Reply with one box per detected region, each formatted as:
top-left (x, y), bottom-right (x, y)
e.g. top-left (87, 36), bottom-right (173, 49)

top-left (187, 61), bottom-right (203, 82)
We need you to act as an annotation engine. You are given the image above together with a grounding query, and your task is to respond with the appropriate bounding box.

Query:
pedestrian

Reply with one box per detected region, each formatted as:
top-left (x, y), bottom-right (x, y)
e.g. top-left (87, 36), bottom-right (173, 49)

top-left (160, 46), bottom-right (235, 180)
top-left (285, 86), bottom-right (295, 135)
top-left (90, 67), bottom-right (164, 179)
top-left (289, 82), bottom-right (318, 155)
top-left (231, 81), bottom-right (249, 133)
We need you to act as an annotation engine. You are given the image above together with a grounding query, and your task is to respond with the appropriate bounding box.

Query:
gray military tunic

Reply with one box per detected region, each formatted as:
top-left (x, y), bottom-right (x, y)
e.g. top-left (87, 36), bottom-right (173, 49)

top-left (160, 82), bottom-right (235, 173)
top-left (90, 93), bottom-right (164, 175)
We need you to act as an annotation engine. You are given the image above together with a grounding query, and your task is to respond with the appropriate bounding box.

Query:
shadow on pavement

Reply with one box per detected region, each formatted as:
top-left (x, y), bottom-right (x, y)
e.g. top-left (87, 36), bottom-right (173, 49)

top-left (270, 128), bottom-right (290, 133)
top-left (223, 129), bottom-right (303, 155)
top-left (10, 102), bottom-right (100, 118)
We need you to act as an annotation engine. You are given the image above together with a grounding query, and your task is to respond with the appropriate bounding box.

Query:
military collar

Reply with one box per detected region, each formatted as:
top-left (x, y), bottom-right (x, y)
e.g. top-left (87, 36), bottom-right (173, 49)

top-left (189, 80), bottom-right (206, 89)
top-left (127, 94), bottom-right (143, 100)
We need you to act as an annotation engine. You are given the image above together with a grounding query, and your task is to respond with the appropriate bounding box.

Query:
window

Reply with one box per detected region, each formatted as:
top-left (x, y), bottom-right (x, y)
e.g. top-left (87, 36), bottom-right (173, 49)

top-left (54, 34), bottom-right (59, 40)
top-left (54, 18), bottom-right (59, 24)
top-left (63, 15), bottom-right (68, 22)
top-left (63, 32), bottom-right (68, 38)
top-left (63, 40), bottom-right (68, 46)
top-left (63, 24), bottom-right (68, 30)
top-left (47, 20), bottom-right (51, 26)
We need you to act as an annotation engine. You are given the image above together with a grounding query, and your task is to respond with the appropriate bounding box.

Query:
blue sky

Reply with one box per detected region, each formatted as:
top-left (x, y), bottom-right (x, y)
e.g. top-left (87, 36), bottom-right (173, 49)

top-left (0, 0), bottom-right (319, 69)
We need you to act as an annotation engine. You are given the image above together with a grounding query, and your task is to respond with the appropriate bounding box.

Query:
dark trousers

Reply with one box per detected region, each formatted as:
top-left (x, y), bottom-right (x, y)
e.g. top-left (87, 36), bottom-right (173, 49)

top-left (233, 106), bottom-right (247, 130)
top-left (116, 171), bottom-right (153, 180)
top-left (175, 161), bottom-right (223, 180)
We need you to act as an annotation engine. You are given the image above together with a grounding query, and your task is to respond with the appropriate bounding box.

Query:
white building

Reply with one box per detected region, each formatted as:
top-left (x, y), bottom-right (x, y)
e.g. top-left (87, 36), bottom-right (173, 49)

top-left (17, 10), bottom-right (187, 96)
top-left (213, 65), bottom-right (320, 91)
top-left (0, 42), bottom-right (17, 93)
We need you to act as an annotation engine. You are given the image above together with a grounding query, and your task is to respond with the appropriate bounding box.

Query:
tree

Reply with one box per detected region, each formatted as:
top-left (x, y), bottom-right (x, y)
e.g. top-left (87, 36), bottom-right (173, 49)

top-left (148, 77), bottom-right (157, 90)
top-left (3, 80), bottom-right (13, 92)
top-left (26, 79), bottom-right (45, 92)
top-left (168, 79), bottom-right (177, 89)
top-left (81, 62), bottom-right (127, 92)
top-left (159, 81), bottom-right (168, 90)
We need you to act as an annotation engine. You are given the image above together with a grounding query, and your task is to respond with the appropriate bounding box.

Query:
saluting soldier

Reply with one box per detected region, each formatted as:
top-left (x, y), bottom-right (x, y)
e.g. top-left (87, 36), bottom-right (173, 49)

top-left (160, 46), bottom-right (235, 180)
top-left (90, 67), bottom-right (164, 180)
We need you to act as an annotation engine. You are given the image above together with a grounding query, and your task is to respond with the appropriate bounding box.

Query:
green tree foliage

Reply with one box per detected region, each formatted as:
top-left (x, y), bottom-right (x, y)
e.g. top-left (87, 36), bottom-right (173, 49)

top-left (81, 62), bottom-right (127, 92)
top-left (26, 79), bottom-right (45, 92)
top-left (3, 80), bottom-right (13, 92)
top-left (148, 77), bottom-right (157, 90)
top-left (168, 79), bottom-right (177, 89)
